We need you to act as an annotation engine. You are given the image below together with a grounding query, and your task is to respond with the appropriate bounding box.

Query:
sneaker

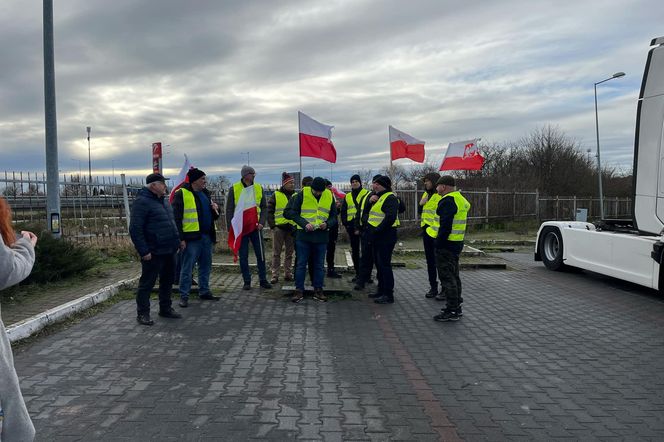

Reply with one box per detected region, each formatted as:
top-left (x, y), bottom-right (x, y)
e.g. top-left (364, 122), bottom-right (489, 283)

top-left (374, 296), bottom-right (394, 304)
top-left (260, 280), bottom-right (273, 289)
top-left (199, 294), bottom-right (220, 301)
top-left (179, 299), bottom-right (189, 308)
top-left (425, 288), bottom-right (437, 298)
top-left (433, 310), bottom-right (460, 322)
top-left (158, 309), bottom-right (182, 319)
top-left (270, 276), bottom-right (279, 284)
top-left (291, 290), bottom-right (304, 303)
top-left (458, 306), bottom-right (463, 317)
top-left (136, 314), bottom-right (154, 326)
top-left (243, 283), bottom-right (251, 290)
top-left (313, 289), bottom-right (327, 302)
top-left (327, 270), bottom-right (342, 279)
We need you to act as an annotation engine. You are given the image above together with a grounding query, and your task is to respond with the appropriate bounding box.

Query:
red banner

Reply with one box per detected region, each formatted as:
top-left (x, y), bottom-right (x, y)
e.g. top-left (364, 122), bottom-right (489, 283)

top-left (152, 142), bottom-right (162, 173)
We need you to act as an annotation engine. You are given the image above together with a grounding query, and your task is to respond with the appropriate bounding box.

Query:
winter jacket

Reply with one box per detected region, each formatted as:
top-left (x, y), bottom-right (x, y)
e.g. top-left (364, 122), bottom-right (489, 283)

top-left (129, 187), bottom-right (180, 257)
top-left (1, 235), bottom-right (36, 441)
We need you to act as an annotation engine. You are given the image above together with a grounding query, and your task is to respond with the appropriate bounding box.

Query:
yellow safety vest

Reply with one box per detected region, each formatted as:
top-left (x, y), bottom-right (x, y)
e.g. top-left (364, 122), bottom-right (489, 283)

top-left (420, 191), bottom-right (442, 228)
top-left (368, 192), bottom-right (400, 228)
top-left (426, 191), bottom-right (470, 240)
top-left (274, 190), bottom-right (296, 226)
top-left (179, 188), bottom-right (200, 232)
top-left (233, 181), bottom-right (263, 217)
top-left (297, 187), bottom-right (333, 229)
top-left (345, 188), bottom-right (369, 222)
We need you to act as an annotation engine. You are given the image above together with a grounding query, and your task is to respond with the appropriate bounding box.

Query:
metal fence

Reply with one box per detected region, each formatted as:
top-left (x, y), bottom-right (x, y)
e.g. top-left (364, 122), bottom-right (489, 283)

top-left (1, 172), bottom-right (632, 241)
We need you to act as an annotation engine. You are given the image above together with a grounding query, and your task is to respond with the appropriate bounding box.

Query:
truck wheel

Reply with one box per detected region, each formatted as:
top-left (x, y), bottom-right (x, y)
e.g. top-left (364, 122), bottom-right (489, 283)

top-left (539, 227), bottom-right (565, 271)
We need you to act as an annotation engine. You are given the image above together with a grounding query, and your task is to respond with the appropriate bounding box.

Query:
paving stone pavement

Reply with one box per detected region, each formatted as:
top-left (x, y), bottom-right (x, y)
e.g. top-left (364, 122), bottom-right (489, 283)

top-left (11, 252), bottom-right (664, 441)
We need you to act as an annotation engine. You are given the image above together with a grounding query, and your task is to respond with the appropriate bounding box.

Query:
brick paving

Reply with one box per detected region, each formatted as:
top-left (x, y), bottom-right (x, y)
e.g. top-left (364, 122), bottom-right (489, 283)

top-left (9, 251), bottom-right (664, 440)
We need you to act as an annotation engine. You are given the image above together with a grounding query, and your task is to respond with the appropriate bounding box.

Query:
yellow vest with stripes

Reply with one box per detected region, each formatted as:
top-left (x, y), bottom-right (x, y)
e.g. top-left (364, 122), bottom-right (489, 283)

top-left (180, 188), bottom-right (200, 232)
top-left (274, 190), bottom-right (296, 227)
top-left (297, 187), bottom-right (333, 229)
top-left (368, 192), bottom-right (400, 228)
top-left (420, 191), bottom-right (442, 228)
top-left (233, 181), bottom-right (263, 217)
top-left (426, 191), bottom-right (470, 240)
top-left (345, 188), bottom-right (369, 222)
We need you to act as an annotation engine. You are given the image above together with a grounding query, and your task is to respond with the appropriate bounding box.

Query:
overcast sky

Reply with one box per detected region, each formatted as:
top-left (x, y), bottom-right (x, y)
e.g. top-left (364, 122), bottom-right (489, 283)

top-left (0, 0), bottom-right (661, 184)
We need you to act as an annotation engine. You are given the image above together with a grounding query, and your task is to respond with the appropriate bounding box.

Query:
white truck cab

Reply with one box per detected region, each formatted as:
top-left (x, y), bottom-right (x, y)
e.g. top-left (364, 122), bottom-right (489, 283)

top-left (535, 36), bottom-right (664, 293)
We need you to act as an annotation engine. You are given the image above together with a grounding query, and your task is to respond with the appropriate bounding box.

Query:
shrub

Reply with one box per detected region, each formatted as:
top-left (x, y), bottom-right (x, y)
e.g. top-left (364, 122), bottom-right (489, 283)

top-left (23, 232), bottom-right (100, 284)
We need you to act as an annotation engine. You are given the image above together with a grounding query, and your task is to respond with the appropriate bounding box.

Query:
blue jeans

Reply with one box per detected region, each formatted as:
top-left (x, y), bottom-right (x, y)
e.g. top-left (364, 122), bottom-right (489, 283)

top-left (239, 229), bottom-right (267, 284)
top-left (295, 241), bottom-right (326, 290)
top-left (179, 235), bottom-right (212, 300)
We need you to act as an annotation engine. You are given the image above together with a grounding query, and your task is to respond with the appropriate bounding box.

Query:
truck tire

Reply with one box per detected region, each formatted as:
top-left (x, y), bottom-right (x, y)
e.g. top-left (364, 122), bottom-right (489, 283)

top-left (539, 226), bottom-right (565, 271)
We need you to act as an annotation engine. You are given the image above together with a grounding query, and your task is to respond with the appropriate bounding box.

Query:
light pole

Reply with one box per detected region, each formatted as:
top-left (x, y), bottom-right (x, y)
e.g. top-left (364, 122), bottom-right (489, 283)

top-left (86, 126), bottom-right (92, 183)
top-left (594, 71), bottom-right (625, 220)
top-left (242, 151), bottom-right (250, 166)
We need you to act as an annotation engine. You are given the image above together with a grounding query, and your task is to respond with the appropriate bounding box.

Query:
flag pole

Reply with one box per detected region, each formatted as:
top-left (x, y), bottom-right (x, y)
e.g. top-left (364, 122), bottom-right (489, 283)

top-left (298, 111), bottom-right (303, 190)
top-left (388, 126), bottom-right (394, 186)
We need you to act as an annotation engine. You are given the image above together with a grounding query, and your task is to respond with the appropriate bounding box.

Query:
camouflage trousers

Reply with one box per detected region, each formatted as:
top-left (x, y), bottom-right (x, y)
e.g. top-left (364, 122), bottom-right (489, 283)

top-left (435, 247), bottom-right (462, 309)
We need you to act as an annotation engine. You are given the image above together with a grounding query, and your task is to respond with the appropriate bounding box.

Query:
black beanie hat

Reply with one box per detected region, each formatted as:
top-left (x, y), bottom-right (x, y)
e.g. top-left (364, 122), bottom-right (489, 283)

top-left (373, 175), bottom-right (391, 190)
top-left (187, 167), bottom-right (206, 183)
top-left (350, 174), bottom-right (361, 184)
top-left (311, 177), bottom-right (327, 192)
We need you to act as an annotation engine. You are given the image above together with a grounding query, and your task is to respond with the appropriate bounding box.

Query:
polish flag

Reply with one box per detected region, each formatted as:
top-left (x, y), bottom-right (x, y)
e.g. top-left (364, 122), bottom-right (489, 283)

top-left (169, 154), bottom-right (193, 203)
top-left (299, 111), bottom-right (337, 163)
top-left (389, 126), bottom-right (425, 163)
top-left (330, 186), bottom-right (346, 200)
top-left (227, 185), bottom-right (259, 260)
top-left (440, 139), bottom-right (485, 171)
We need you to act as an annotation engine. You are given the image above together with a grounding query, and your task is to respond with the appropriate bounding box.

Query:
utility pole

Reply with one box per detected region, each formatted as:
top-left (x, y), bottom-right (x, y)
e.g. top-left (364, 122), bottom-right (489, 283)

top-left (44, 0), bottom-right (61, 237)
top-left (86, 126), bottom-right (92, 182)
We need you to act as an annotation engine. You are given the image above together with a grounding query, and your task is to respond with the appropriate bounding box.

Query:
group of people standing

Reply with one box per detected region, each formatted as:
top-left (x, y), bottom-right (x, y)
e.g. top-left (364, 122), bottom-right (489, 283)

top-left (128, 166), bottom-right (470, 325)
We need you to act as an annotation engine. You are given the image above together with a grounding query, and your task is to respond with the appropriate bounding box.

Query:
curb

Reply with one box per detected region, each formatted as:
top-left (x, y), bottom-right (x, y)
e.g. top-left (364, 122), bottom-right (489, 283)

top-left (6, 276), bottom-right (139, 344)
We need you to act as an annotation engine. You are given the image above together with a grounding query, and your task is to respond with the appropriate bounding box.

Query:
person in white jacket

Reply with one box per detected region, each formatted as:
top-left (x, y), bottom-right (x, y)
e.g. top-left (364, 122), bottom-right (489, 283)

top-left (1, 196), bottom-right (38, 442)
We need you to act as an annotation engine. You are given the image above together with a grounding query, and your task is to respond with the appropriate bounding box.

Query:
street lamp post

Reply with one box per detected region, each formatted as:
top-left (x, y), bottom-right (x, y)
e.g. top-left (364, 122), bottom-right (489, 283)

top-left (86, 126), bottom-right (92, 183)
top-left (594, 71), bottom-right (625, 220)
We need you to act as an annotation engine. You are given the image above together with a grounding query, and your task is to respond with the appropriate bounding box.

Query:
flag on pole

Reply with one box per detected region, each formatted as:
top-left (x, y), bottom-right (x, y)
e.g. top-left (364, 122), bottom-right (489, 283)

top-left (227, 185), bottom-right (259, 261)
top-left (169, 154), bottom-right (193, 203)
top-left (440, 139), bottom-right (484, 171)
top-left (298, 111), bottom-right (337, 163)
top-left (389, 126), bottom-right (425, 162)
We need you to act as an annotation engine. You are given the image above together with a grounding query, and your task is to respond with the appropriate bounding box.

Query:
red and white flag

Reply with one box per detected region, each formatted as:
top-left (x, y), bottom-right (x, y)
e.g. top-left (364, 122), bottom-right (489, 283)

top-left (389, 126), bottom-right (425, 163)
top-left (330, 186), bottom-right (346, 200)
top-left (169, 154), bottom-right (193, 203)
top-left (440, 139), bottom-right (484, 171)
top-left (227, 185), bottom-right (259, 260)
top-left (299, 111), bottom-right (337, 163)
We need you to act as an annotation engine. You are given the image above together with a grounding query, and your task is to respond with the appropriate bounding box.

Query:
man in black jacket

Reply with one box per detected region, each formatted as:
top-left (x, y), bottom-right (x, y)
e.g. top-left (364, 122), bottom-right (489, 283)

top-left (129, 173), bottom-right (182, 325)
top-left (340, 174), bottom-right (368, 282)
top-left (364, 175), bottom-right (400, 304)
top-left (172, 168), bottom-right (220, 308)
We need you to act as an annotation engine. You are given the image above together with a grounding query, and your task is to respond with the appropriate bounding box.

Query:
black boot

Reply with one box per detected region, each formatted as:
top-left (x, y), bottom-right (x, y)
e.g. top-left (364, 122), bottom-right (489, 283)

top-left (425, 287), bottom-right (437, 298)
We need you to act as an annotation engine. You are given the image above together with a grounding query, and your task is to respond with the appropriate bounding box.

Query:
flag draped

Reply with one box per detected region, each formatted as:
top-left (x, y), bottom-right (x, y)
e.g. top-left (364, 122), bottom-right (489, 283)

top-left (440, 139), bottom-right (485, 171)
top-left (169, 154), bottom-right (193, 203)
top-left (227, 185), bottom-right (259, 260)
top-left (298, 111), bottom-right (337, 163)
top-left (389, 125), bottom-right (425, 163)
